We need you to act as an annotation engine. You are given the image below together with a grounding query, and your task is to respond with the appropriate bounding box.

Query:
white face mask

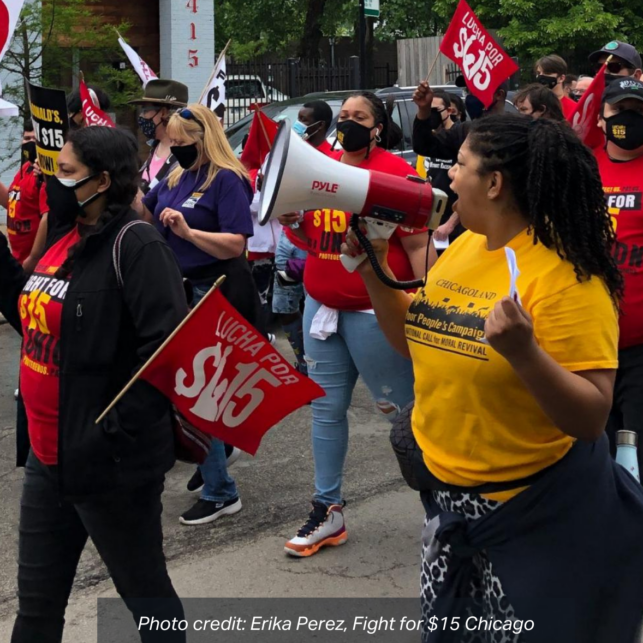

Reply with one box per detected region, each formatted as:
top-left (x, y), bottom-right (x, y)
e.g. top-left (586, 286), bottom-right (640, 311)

top-left (58, 174), bottom-right (96, 189)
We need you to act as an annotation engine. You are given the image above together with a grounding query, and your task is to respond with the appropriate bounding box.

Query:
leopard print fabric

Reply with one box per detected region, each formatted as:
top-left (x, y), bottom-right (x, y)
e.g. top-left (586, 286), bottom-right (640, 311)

top-left (421, 491), bottom-right (521, 643)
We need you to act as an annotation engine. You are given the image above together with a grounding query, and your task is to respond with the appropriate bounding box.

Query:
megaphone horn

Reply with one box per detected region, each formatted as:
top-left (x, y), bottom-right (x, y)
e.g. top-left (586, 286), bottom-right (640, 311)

top-left (258, 119), bottom-right (448, 272)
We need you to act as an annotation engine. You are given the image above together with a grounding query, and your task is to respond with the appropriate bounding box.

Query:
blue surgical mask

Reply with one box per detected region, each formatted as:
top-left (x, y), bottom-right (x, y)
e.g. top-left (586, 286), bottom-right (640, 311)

top-left (292, 120), bottom-right (308, 138)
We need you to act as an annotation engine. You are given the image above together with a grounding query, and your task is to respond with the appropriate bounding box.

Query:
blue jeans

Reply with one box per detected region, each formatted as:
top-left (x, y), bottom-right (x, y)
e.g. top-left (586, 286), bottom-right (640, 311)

top-left (272, 232), bottom-right (307, 315)
top-left (303, 296), bottom-right (415, 506)
top-left (192, 281), bottom-right (238, 503)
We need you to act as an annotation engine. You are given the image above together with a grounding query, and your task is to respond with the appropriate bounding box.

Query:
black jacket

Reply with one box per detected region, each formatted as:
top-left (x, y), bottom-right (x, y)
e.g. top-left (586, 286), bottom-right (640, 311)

top-left (412, 117), bottom-right (470, 161)
top-left (0, 208), bottom-right (188, 497)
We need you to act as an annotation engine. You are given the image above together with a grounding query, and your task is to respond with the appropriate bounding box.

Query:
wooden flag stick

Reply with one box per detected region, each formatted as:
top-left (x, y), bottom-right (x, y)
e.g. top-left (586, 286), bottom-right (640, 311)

top-left (199, 39), bottom-right (232, 104)
top-left (94, 275), bottom-right (227, 425)
top-left (425, 48), bottom-right (441, 83)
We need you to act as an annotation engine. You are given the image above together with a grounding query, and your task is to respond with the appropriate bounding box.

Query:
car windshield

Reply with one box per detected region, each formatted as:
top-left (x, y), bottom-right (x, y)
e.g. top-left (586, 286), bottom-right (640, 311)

top-left (227, 79), bottom-right (266, 100)
top-left (226, 99), bottom-right (343, 156)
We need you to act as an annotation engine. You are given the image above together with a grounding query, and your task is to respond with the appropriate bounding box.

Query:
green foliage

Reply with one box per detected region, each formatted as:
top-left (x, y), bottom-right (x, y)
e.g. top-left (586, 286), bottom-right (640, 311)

top-left (431, 0), bottom-right (643, 71)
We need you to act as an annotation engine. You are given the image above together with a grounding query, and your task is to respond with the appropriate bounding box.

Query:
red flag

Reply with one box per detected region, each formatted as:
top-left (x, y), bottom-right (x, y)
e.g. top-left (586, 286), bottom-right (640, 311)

top-left (240, 109), bottom-right (278, 171)
top-left (140, 288), bottom-right (324, 455)
top-left (569, 64), bottom-right (606, 149)
top-left (80, 79), bottom-right (115, 128)
top-left (439, 0), bottom-right (519, 108)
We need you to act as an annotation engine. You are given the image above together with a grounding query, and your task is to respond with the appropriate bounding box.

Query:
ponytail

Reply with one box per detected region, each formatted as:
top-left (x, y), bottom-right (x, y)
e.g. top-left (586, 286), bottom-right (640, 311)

top-left (467, 114), bottom-right (623, 302)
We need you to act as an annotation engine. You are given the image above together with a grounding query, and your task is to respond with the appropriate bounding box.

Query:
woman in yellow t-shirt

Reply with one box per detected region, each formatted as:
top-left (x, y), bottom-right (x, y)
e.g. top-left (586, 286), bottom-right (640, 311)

top-left (343, 115), bottom-right (643, 641)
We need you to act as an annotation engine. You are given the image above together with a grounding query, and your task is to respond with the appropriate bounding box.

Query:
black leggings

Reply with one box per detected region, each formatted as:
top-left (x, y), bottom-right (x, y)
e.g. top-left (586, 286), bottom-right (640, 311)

top-left (11, 453), bottom-right (184, 643)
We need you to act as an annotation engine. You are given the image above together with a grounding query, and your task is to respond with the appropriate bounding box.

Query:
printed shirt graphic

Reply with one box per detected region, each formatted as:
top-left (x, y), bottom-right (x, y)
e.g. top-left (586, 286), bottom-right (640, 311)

top-left (286, 147), bottom-right (426, 310)
top-left (595, 147), bottom-right (643, 349)
top-left (19, 228), bottom-right (79, 465)
top-left (6, 162), bottom-right (44, 264)
top-left (406, 230), bottom-right (618, 490)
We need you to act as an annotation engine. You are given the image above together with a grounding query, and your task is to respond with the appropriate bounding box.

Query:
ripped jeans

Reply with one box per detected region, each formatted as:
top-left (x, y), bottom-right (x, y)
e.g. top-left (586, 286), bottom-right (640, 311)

top-left (303, 296), bottom-right (415, 506)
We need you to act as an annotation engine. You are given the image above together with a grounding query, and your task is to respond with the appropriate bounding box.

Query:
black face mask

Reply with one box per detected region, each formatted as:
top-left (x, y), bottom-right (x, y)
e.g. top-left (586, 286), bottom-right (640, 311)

top-left (605, 110), bottom-right (643, 150)
top-left (605, 73), bottom-right (624, 86)
top-left (138, 112), bottom-right (160, 140)
top-left (536, 75), bottom-right (558, 90)
top-left (336, 120), bottom-right (375, 152)
top-left (21, 141), bottom-right (37, 164)
top-left (428, 109), bottom-right (447, 131)
top-left (171, 144), bottom-right (199, 170)
top-left (45, 174), bottom-right (100, 224)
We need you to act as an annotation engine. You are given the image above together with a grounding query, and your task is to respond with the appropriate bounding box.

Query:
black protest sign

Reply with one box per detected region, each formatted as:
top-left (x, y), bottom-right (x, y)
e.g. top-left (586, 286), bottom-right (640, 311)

top-left (25, 80), bottom-right (69, 176)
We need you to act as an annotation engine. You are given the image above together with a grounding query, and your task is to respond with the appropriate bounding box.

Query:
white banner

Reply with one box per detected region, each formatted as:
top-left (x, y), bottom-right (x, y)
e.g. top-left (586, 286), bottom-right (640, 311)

top-left (200, 56), bottom-right (226, 119)
top-left (118, 35), bottom-right (158, 87)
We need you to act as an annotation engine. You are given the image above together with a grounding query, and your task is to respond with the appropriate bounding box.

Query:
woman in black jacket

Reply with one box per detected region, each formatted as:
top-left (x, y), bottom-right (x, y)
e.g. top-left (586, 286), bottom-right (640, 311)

top-left (0, 126), bottom-right (188, 643)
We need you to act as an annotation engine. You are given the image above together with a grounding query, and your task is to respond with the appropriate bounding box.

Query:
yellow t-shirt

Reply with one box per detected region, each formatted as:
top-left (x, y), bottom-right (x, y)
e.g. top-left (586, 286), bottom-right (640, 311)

top-left (406, 229), bottom-right (619, 496)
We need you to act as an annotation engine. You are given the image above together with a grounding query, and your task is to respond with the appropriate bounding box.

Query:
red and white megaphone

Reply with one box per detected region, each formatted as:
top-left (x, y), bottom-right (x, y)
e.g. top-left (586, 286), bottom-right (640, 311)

top-left (259, 119), bottom-right (448, 272)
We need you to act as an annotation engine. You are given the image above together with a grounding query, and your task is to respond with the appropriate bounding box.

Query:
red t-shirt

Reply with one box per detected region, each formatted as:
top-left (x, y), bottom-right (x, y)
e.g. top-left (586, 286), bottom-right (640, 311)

top-left (595, 147), bottom-right (643, 349)
top-left (19, 228), bottom-right (80, 465)
top-left (286, 147), bottom-right (425, 310)
top-left (6, 162), bottom-right (46, 264)
top-left (561, 96), bottom-right (577, 120)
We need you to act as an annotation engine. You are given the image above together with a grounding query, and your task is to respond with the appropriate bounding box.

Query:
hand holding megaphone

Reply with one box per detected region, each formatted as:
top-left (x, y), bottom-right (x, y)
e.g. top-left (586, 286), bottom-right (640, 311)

top-left (341, 223), bottom-right (389, 274)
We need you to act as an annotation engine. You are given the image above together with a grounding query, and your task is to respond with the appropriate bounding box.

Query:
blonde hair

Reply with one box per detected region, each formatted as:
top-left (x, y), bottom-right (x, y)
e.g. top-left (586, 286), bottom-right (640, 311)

top-left (166, 103), bottom-right (249, 190)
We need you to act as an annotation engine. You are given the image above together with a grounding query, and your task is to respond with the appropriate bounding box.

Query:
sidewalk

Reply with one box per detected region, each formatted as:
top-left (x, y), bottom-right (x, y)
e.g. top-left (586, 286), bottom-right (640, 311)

top-left (0, 486), bottom-right (425, 642)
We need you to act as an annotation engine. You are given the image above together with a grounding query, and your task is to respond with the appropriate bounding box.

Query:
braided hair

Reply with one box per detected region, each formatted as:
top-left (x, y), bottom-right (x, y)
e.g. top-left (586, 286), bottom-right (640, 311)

top-left (56, 127), bottom-right (140, 278)
top-left (467, 114), bottom-right (623, 301)
top-left (341, 91), bottom-right (402, 150)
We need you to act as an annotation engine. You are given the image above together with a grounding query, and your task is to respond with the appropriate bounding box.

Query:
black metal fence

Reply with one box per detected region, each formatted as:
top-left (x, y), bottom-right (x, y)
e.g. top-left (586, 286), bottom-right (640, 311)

top-left (224, 57), bottom-right (361, 127)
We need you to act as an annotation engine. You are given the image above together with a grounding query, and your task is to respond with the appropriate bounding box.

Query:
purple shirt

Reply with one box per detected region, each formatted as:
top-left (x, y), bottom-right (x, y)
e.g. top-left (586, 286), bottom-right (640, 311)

top-left (143, 167), bottom-right (254, 278)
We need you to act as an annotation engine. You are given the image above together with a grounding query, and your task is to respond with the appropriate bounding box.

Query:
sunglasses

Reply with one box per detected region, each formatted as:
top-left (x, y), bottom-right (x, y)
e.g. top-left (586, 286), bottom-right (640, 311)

top-left (598, 61), bottom-right (635, 75)
top-left (179, 108), bottom-right (205, 130)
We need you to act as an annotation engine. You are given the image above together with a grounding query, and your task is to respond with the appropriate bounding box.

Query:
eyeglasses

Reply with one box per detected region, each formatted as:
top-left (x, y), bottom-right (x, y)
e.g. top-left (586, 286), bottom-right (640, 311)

top-left (179, 108), bottom-right (205, 130)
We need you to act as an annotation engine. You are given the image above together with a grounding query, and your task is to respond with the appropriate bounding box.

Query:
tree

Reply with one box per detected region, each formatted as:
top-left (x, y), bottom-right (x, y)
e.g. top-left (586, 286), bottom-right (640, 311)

top-left (0, 0), bottom-right (137, 171)
top-left (298, 0), bottom-right (328, 59)
top-left (430, 0), bottom-right (643, 73)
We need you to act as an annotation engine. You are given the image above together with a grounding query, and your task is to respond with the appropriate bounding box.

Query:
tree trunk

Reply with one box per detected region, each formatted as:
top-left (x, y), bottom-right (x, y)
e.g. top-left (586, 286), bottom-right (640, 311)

top-left (297, 0), bottom-right (327, 60)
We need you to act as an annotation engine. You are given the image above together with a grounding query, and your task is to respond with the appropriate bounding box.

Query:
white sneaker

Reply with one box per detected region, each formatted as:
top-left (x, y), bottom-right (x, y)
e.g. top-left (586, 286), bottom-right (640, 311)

top-left (285, 501), bottom-right (347, 557)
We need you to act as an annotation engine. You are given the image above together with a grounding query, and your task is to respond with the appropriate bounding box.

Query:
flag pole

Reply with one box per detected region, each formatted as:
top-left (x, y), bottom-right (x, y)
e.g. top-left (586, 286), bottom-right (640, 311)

top-left (94, 275), bottom-right (227, 425)
top-left (199, 39), bottom-right (232, 104)
top-left (425, 46), bottom-right (442, 83)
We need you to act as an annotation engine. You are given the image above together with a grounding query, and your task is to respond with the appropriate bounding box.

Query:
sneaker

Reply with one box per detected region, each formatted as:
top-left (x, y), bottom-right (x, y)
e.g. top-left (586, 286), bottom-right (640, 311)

top-left (224, 444), bottom-right (242, 467)
top-left (179, 497), bottom-right (242, 526)
top-left (268, 333), bottom-right (276, 345)
top-left (284, 501), bottom-right (347, 557)
top-left (186, 447), bottom-right (241, 493)
top-left (186, 468), bottom-right (204, 493)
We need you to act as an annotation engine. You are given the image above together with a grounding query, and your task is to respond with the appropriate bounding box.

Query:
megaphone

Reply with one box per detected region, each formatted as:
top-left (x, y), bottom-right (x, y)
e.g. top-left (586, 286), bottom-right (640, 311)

top-left (259, 119), bottom-right (448, 273)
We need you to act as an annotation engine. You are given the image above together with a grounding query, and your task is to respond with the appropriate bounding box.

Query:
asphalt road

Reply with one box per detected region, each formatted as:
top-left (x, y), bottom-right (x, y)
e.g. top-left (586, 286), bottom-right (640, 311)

top-left (0, 321), bottom-right (424, 638)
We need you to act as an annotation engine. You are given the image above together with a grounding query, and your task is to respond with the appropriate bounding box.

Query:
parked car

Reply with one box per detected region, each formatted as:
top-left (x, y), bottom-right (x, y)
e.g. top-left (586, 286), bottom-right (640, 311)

top-left (224, 75), bottom-right (289, 127)
top-left (225, 85), bottom-right (517, 168)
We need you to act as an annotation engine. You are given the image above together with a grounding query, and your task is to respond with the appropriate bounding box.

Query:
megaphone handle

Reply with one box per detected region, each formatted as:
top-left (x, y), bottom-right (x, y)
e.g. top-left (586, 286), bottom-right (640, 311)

top-left (340, 218), bottom-right (398, 273)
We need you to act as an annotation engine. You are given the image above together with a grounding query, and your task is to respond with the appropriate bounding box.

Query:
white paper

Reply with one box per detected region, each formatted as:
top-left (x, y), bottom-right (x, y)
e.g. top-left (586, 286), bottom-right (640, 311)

top-left (433, 237), bottom-right (450, 250)
top-left (200, 56), bottom-right (226, 114)
top-left (504, 247), bottom-right (522, 304)
top-left (479, 247), bottom-right (522, 344)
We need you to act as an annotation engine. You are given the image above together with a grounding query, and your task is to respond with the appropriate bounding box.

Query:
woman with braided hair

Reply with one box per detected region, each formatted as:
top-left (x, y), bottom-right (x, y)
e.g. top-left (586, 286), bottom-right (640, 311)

top-left (343, 114), bottom-right (643, 642)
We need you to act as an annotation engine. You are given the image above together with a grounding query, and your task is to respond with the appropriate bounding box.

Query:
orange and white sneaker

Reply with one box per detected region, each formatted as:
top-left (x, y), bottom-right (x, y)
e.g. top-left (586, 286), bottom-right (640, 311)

top-left (285, 501), bottom-right (347, 557)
